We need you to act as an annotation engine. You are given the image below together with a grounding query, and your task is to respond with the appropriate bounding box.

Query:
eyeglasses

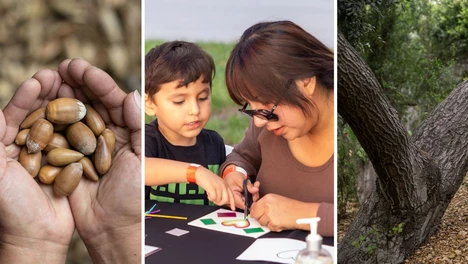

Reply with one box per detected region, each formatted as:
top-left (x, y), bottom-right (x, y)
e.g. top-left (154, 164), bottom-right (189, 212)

top-left (238, 103), bottom-right (279, 121)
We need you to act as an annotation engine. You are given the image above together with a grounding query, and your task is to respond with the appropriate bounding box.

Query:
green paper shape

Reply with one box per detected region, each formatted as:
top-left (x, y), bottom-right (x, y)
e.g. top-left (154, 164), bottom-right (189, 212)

top-left (243, 227), bottom-right (264, 234)
top-left (201, 218), bottom-right (216, 225)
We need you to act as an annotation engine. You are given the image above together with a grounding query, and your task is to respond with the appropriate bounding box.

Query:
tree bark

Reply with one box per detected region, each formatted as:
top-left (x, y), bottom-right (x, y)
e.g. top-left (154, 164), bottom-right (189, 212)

top-left (338, 32), bottom-right (468, 263)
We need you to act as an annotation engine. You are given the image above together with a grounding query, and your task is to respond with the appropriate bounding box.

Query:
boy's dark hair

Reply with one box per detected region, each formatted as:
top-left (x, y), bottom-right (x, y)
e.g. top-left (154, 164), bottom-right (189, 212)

top-left (145, 41), bottom-right (215, 100)
top-left (225, 20), bottom-right (334, 117)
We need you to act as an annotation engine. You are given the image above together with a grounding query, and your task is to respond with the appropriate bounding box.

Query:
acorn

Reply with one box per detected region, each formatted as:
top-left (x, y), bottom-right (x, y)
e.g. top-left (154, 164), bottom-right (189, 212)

top-left (15, 97), bottom-right (114, 196)
top-left (18, 147), bottom-right (42, 177)
top-left (78, 157), bottom-right (99, 182)
top-left (84, 104), bottom-right (106, 136)
top-left (94, 135), bottom-right (111, 175)
top-left (47, 148), bottom-right (84, 166)
top-left (38, 164), bottom-right (63, 184)
top-left (101, 128), bottom-right (115, 155)
top-left (53, 162), bottom-right (83, 196)
top-left (46, 98), bottom-right (86, 124)
top-left (66, 122), bottom-right (96, 155)
top-left (20, 107), bottom-right (46, 129)
top-left (26, 119), bottom-right (53, 153)
top-left (15, 129), bottom-right (30, 146)
top-left (43, 133), bottom-right (70, 152)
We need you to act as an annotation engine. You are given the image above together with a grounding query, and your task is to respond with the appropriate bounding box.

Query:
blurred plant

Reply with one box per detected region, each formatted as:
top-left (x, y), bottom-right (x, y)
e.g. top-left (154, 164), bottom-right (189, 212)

top-left (338, 116), bottom-right (368, 218)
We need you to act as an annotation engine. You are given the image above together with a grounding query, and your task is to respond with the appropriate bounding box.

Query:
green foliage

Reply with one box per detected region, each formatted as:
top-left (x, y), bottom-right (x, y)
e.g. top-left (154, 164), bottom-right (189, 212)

top-left (338, 116), bottom-right (368, 218)
top-left (204, 112), bottom-right (251, 146)
top-left (432, 0), bottom-right (468, 61)
top-left (340, 0), bottom-right (464, 125)
top-left (351, 223), bottom-right (404, 255)
top-left (338, 0), bottom-right (401, 53)
top-left (144, 40), bottom-right (249, 145)
top-left (338, 1), bottom-right (467, 211)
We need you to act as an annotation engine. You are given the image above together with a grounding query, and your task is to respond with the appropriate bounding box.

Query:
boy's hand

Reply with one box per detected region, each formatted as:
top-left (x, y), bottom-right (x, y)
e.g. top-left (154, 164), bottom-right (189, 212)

top-left (196, 166), bottom-right (236, 210)
top-left (223, 170), bottom-right (260, 209)
top-left (0, 70), bottom-right (75, 264)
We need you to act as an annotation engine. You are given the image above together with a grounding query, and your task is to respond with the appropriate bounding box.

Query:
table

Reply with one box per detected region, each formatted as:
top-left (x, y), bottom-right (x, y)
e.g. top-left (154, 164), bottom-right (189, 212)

top-left (144, 201), bottom-right (334, 264)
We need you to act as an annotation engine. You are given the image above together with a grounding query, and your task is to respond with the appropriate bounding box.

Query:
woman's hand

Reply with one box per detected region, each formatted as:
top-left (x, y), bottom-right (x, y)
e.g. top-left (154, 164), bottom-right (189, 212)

top-left (250, 193), bottom-right (319, 232)
top-left (0, 70), bottom-right (75, 264)
top-left (223, 169), bottom-right (260, 209)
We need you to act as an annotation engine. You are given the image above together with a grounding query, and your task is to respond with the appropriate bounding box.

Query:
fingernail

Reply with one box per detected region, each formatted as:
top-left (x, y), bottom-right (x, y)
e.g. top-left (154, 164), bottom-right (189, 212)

top-left (133, 90), bottom-right (141, 110)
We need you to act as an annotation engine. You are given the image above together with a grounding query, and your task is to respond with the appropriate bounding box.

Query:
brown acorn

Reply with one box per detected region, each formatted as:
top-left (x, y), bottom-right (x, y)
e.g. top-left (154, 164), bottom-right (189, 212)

top-left (26, 119), bottom-right (53, 153)
top-left (53, 162), bottom-right (83, 196)
top-left (20, 107), bottom-right (46, 129)
top-left (46, 98), bottom-right (86, 124)
top-left (94, 135), bottom-right (111, 175)
top-left (101, 128), bottom-right (115, 155)
top-left (84, 104), bottom-right (106, 136)
top-left (38, 164), bottom-right (63, 184)
top-left (15, 129), bottom-right (30, 146)
top-left (66, 122), bottom-right (96, 155)
top-left (18, 147), bottom-right (42, 177)
top-left (44, 133), bottom-right (70, 152)
top-left (78, 157), bottom-right (99, 182)
top-left (47, 148), bottom-right (84, 166)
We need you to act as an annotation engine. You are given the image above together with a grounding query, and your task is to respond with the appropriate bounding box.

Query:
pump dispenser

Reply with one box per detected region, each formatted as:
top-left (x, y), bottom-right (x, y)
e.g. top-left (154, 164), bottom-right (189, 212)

top-left (295, 217), bottom-right (333, 264)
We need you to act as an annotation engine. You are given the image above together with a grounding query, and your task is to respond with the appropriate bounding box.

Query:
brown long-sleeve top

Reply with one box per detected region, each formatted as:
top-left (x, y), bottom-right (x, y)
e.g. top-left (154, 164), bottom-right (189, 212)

top-left (220, 121), bottom-right (334, 237)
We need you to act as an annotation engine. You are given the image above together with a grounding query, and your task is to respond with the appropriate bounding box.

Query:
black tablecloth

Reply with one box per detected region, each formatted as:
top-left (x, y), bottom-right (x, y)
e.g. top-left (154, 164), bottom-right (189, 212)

top-left (144, 201), bottom-right (334, 264)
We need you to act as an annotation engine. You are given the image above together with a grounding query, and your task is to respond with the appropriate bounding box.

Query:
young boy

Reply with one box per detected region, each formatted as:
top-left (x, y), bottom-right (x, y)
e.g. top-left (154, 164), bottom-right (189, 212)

top-left (145, 41), bottom-right (234, 210)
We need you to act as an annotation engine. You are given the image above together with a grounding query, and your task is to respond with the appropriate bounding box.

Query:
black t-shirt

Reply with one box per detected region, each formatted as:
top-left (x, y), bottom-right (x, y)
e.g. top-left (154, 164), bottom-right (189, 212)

top-left (145, 119), bottom-right (226, 205)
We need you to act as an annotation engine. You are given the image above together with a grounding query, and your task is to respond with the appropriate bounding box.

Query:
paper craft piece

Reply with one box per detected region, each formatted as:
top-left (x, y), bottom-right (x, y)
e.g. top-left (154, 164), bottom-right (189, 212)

top-left (165, 228), bottom-right (190, 237)
top-left (236, 238), bottom-right (335, 264)
top-left (145, 245), bottom-right (161, 257)
top-left (243, 227), bottom-right (263, 234)
top-left (218, 212), bottom-right (237, 217)
top-left (201, 218), bottom-right (216, 225)
top-left (221, 219), bottom-right (250, 228)
top-left (188, 208), bottom-right (270, 238)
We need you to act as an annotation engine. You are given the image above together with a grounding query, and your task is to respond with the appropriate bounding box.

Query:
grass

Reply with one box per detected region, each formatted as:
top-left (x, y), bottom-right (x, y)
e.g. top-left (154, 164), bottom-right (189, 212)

top-left (145, 40), bottom-right (250, 145)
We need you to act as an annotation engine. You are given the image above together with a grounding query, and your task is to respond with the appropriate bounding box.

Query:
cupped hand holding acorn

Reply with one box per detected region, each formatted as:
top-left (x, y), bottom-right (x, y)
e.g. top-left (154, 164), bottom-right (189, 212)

top-left (16, 97), bottom-right (115, 196)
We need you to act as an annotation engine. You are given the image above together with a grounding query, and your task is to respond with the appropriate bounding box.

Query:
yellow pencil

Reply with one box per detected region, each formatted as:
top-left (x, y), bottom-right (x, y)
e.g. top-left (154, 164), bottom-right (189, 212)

top-left (145, 214), bottom-right (187, 220)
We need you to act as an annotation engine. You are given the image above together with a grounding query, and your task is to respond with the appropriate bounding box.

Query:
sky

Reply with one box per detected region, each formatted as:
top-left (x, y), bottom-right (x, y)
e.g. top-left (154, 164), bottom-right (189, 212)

top-left (145, 0), bottom-right (334, 48)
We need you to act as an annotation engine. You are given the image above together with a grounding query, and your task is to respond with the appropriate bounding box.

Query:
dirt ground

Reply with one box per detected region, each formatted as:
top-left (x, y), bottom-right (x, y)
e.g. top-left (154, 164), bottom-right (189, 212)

top-left (338, 176), bottom-right (468, 263)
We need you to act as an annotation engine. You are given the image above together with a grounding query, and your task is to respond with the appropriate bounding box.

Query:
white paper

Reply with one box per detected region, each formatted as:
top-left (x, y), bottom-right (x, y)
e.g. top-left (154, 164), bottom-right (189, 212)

top-left (187, 208), bottom-right (270, 238)
top-left (144, 245), bottom-right (161, 257)
top-left (165, 228), bottom-right (190, 237)
top-left (237, 238), bottom-right (335, 264)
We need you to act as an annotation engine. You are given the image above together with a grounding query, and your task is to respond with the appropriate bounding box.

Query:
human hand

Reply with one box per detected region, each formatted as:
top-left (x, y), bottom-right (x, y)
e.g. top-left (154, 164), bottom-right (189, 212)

top-left (0, 70), bottom-right (75, 263)
top-left (58, 58), bottom-right (141, 263)
top-left (196, 166), bottom-right (236, 211)
top-left (250, 193), bottom-right (314, 232)
top-left (223, 169), bottom-right (260, 209)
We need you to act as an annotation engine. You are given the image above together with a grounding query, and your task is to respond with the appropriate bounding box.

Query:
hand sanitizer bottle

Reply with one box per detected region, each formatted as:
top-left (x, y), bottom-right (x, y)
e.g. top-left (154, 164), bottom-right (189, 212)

top-left (295, 217), bottom-right (333, 264)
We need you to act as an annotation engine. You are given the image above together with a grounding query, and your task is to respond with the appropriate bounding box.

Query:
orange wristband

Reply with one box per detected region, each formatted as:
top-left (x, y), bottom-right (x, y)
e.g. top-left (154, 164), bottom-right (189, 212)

top-left (222, 165), bottom-right (248, 179)
top-left (187, 163), bottom-right (200, 183)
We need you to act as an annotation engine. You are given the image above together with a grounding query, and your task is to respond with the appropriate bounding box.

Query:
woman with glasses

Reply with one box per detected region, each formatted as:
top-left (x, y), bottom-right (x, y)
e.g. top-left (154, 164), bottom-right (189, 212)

top-left (220, 20), bottom-right (334, 236)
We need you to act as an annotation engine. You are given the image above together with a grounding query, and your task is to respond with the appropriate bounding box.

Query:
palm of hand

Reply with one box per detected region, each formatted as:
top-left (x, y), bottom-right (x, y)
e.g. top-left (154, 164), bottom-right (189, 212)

top-left (0, 131), bottom-right (74, 248)
top-left (68, 124), bottom-right (141, 241)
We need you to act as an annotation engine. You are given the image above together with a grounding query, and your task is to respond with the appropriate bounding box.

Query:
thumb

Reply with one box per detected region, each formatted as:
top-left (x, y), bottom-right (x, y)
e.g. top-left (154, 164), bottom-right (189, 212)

top-left (123, 90), bottom-right (142, 157)
top-left (0, 110), bottom-right (6, 141)
top-left (247, 181), bottom-right (260, 193)
top-left (0, 142), bottom-right (6, 180)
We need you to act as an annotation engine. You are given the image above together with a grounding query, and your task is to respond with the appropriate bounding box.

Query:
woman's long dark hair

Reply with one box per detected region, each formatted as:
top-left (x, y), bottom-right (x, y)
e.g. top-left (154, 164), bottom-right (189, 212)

top-left (226, 20), bottom-right (333, 117)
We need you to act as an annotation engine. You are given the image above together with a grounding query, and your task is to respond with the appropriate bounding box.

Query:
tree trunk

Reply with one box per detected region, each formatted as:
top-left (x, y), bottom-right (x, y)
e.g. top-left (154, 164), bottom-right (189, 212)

top-left (338, 32), bottom-right (468, 263)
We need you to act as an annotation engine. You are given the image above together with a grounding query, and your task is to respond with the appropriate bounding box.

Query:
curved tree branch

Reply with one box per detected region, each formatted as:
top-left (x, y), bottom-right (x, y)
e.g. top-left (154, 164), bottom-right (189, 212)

top-left (338, 32), bottom-right (430, 211)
